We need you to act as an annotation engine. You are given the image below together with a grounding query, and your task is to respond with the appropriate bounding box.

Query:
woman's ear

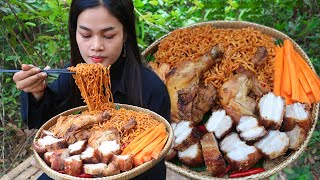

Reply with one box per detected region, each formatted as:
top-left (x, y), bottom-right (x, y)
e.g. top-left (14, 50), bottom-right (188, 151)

top-left (123, 33), bottom-right (127, 42)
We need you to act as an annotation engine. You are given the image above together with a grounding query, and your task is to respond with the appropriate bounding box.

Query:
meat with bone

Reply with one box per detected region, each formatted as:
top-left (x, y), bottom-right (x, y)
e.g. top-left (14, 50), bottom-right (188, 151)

top-left (148, 62), bottom-right (171, 83)
top-left (112, 155), bottom-right (133, 172)
top-left (64, 155), bottom-right (83, 176)
top-left (50, 148), bottom-right (70, 171)
top-left (68, 140), bottom-right (87, 156)
top-left (173, 121), bottom-right (203, 151)
top-left (258, 92), bottom-right (285, 130)
top-left (286, 125), bottom-right (307, 150)
top-left (34, 135), bottom-right (68, 153)
top-left (40, 130), bottom-right (55, 138)
top-left (88, 128), bottom-right (120, 149)
top-left (81, 147), bottom-right (100, 164)
top-left (166, 45), bottom-right (223, 122)
top-left (236, 116), bottom-right (267, 142)
top-left (220, 133), bottom-right (261, 171)
top-left (121, 118), bottom-right (137, 132)
top-left (219, 74), bottom-right (257, 124)
top-left (254, 130), bottom-right (289, 159)
top-left (283, 102), bottom-right (311, 132)
top-left (205, 109), bottom-right (233, 139)
top-left (200, 133), bottom-right (226, 176)
top-left (98, 140), bottom-right (121, 164)
top-left (83, 163), bottom-right (108, 177)
top-left (178, 142), bottom-right (204, 167)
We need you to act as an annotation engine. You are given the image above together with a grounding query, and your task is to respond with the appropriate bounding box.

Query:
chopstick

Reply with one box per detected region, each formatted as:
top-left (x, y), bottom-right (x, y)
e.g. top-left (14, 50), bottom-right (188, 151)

top-left (0, 69), bottom-right (75, 74)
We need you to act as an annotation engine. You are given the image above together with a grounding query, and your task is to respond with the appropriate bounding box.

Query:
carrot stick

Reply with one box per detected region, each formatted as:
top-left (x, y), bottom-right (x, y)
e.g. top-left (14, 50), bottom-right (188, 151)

top-left (151, 134), bottom-right (169, 159)
top-left (298, 80), bottom-right (310, 105)
top-left (122, 126), bottom-right (156, 155)
top-left (130, 123), bottom-right (166, 155)
top-left (273, 46), bottom-right (284, 96)
top-left (133, 150), bottom-right (145, 167)
top-left (141, 132), bottom-right (166, 157)
top-left (143, 156), bottom-right (152, 163)
top-left (282, 44), bottom-right (291, 96)
top-left (284, 40), bottom-right (299, 101)
top-left (296, 64), bottom-right (312, 94)
top-left (294, 50), bottom-right (320, 102)
top-left (281, 90), bottom-right (293, 105)
top-left (307, 93), bottom-right (316, 104)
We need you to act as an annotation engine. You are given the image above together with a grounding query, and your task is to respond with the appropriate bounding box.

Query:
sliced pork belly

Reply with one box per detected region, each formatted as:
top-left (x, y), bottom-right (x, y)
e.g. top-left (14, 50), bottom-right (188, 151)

top-left (178, 142), bottom-right (204, 167)
top-left (173, 121), bottom-right (203, 151)
top-left (258, 92), bottom-right (285, 129)
top-left (50, 148), bottom-right (70, 171)
top-left (44, 151), bottom-right (53, 165)
top-left (165, 148), bottom-right (177, 161)
top-left (283, 103), bottom-right (311, 131)
top-left (237, 116), bottom-right (267, 141)
top-left (64, 155), bottom-right (83, 176)
top-left (286, 125), bottom-right (307, 150)
top-left (81, 147), bottom-right (100, 164)
top-left (105, 161), bottom-right (120, 176)
top-left (83, 163), bottom-right (108, 177)
top-left (34, 136), bottom-right (68, 153)
top-left (98, 140), bottom-right (121, 164)
top-left (200, 133), bottom-right (226, 176)
top-left (40, 130), bottom-right (55, 138)
top-left (68, 140), bottom-right (87, 155)
top-left (205, 110), bottom-right (233, 139)
top-left (112, 155), bottom-right (133, 172)
top-left (220, 133), bottom-right (261, 171)
top-left (254, 130), bottom-right (289, 159)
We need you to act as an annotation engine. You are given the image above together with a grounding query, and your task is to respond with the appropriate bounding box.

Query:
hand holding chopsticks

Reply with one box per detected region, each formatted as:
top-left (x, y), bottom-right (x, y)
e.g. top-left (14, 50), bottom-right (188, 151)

top-left (0, 69), bottom-right (75, 74)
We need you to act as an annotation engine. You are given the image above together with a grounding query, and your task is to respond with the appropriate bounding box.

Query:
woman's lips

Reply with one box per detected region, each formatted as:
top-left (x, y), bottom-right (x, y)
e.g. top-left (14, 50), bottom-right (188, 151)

top-left (91, 56), bottom-right (103, 63)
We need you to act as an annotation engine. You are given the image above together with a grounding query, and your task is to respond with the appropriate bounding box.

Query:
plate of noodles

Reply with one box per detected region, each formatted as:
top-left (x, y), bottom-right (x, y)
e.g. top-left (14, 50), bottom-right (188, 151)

top-left (32, 64), bottom-right (174, 180)
top-left (142, 21), bottom-right (319, 179)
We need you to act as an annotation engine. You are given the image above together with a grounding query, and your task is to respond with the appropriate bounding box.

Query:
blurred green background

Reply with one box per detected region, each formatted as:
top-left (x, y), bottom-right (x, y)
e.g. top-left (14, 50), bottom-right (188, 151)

top-left (1, 0), bottom-right (319, 179)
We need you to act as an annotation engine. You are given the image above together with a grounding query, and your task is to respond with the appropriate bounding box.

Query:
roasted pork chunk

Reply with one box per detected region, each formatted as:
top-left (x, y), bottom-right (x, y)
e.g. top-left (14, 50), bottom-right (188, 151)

top-left (34, 135), bottom-right (67, 153)
top-left (88, 128), bottom-right (120, 149)
top-left (258, 92), bottom-right (285, 130)
top-left (200, 133), bottom-right (226, 176)
top-left (98, 140), bottom-right (121, 164)
top-left (68, 140), bottom-right (87, 155)
top-left (254, 130), bottom-right (289, 159)
top-left (178, 142), bottom-right (204, 167)
top-left (112, 155), bottom-right (133, 171)
top-left (286, 125), bottom-right (307, 150)
top-left (173, 121), bottom-right (203, 151)
top-left (64, 155), bottom-right (83, 176)
top-left (81, 147), bottom-right (100, 164)
top-left (283, 102), bottom-right (311, 131)
top-left (50, 148), bottom-right (70, 171)
top-left (205, 110), bottom-right (233, 139)
top-left (236, 116), bottom-right (267, 141)
top-left (220, 133), bottom-right (261, 171)
top-left (83, 163), bottom-right (108, 177)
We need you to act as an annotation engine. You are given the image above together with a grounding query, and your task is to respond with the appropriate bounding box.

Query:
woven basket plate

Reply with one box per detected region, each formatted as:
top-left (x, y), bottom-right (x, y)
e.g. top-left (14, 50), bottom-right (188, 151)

top-left (33, 103), bottom-right (173, 180)
top-left (142, 20), bottom-right (319, 180)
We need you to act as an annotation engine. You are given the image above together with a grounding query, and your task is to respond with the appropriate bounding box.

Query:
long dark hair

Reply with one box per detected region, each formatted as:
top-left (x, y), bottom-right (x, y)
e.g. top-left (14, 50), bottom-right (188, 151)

top-left (68, 0), bottom-right (143, 107)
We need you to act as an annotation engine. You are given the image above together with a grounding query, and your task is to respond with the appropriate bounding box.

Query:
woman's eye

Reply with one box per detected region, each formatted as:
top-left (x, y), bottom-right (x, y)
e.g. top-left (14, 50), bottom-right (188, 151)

top-left (81, 34), bottom-right (91, 39)
top-left (103, 35), bottom-right (115, 39)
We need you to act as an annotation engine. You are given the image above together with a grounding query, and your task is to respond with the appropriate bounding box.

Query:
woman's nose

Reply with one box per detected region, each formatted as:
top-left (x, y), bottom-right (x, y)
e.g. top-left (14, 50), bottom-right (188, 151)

top-left (90, 37), bottom-right (104, 51)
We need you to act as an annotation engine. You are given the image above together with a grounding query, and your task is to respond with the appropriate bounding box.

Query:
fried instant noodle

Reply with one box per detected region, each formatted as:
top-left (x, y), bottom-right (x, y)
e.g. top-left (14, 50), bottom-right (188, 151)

top-left (154, 24), bottom-right (276, 91)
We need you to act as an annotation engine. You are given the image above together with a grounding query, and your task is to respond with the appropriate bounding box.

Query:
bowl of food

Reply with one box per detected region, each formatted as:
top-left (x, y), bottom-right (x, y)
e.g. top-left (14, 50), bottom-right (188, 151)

top-left (142, 20), bottom-right (319, 179)
top-left (32, 63), bottom-right (174, 179)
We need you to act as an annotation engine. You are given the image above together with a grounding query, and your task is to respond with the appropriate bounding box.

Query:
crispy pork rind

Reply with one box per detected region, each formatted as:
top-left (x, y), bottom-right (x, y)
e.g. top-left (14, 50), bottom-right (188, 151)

top-left (34, 135), bottom-right (68, 153)
top-left (283, 102), bottom-right (311, 131)
top-left (205, 109), bottom-right (233, 139)
top-left (64, 155), bottom-right (83, 176)
top-left (68, 140), bottom-right (87, 156)
top-left (50, 148), bottom-right (70, 171)
top-left (200, 133), bottom-right (226, 176)
top-left (285, 125), bottom-right (307, 150)
top-left (112, 155), bottom-right (133, 172)
top-left (97, 140), bottom-right (121, 164)
top-left (83, 163), bottom-right (108, 177)
top-left (258, 92), bottom-right (285, 130)
top-left (254, 130), bottom-right (289, 159)
top-left (220, 133), bottom-right (261, 171)
top-left (81, 147), bottom-right (100, 164)
top-left (178, 142), bottom-right (204, 167)
top-left (236, 116), bottom-right (267, 142)
top-left (173, 121), bottom-right (203, 151)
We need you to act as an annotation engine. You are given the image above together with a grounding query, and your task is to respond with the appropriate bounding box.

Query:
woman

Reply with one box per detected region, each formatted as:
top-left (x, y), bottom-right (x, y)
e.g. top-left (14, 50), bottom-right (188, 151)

top-left (13, 0), bottom-right (170, 179)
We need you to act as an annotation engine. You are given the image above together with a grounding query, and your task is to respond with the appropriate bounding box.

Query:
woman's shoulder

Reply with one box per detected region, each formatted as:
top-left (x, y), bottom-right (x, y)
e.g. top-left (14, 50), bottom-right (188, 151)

top-left (141, 66), bottom-right (166, 91)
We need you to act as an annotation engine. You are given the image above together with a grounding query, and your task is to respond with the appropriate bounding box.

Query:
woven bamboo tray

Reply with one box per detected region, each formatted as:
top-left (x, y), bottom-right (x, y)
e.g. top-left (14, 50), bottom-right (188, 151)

top-left (33, 104), bottom-right (174, 180)
top-left (142, 20), bottom-right (320, 180)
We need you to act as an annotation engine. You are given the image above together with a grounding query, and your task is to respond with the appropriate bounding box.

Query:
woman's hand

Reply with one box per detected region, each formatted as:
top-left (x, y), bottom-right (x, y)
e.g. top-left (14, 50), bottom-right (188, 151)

top-left (13, 64), bottom-right (48, 101)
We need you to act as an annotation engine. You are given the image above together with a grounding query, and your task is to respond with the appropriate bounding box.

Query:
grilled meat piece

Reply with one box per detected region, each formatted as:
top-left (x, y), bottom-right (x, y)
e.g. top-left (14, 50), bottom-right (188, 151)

top-left (68, 140), bottom-right (87, 156)
top-left (112, 155), bottom-right (133, 172)
top-left (165, 148), bottom-right (177, 161)
top-left (220, 133), bottom-right (261, 171)
top-left (236, 116), bottom-right (267, 142)
top-left (81, 147), bottom-right (100, 164)
top-left (105, 161), bottom-right (120, 176)
top-left (200, 133), bottom-right (226, 176)
top-left (283, 102), bottom-right (311, 131)
top-left (258, 92), bottom-right (285, 130)
top-left (44, 151), bottom-right (53, 165)
top-left (205, 109), bottom-right (233, 139)
top-left (251, 46), bottom-right (268, 67)
top-left (148, 62), bottom-right (171, 83)
top-left (88, 128), bottom-right (120, 149)
top-left (166, 45), bottom-right (223, 122)
top-left (98, 140), bottom-right (121, 164)
top-left (254, 130), bottom-right (289, 159)
top-left (173, 121), bottom-right (203, 151)
top-left (64, 155), bottom-right (83, 176)
top-left (121, 118), bottom-right (137, 132)
top-left (286, 125), bottom-right (307, 150)
top-left (83, 163), bottom-right (108, 177)
top-left (178, 142), bottom-right (204, 168)
top-left (50, 148), bottom-right (70, 171)
top-left (34, 135), bottom-right (67, 153)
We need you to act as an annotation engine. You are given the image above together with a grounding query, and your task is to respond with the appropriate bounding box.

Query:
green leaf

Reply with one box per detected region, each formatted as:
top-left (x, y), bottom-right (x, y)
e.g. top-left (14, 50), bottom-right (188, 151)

top-left (25, 22), bottom-right (36, 27)
top-left (149, 0), bottom-right (158, 6)
top-left (72, 110), bottom-right (81, 115)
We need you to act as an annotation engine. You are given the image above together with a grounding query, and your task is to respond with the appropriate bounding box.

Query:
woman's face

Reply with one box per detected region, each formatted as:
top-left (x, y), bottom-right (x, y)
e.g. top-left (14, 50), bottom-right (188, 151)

top-left (76, 6), bottom-right (124, 67)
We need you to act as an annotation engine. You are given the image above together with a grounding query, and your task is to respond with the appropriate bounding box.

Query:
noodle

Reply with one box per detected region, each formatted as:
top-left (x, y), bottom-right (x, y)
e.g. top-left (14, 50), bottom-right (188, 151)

top-left (154, 25), bottom-right (276, 91)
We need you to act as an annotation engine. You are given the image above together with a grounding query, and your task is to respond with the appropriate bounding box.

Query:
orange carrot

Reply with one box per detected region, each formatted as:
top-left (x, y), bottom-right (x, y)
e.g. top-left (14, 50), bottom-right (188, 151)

top-left (282, 44), bottom-right (291, 96)
top-left (143, 156), bottom-right (152, 163)
top-left (122, 126), bottom-right (156, 155)
top-left (298, 80), bottom-right (310, 105)
top-left (130, 123), bottom-right (166, 155)
top-left (284, 40), bottom-right (299, 101)
top-left (307, 93), bottom-right (316, 104)
top-left (141, 132), bottom-right (166, 157)
top-left (294, 50), bottom-right (320, 102)
top-left (281, 90), bottom-right (293, 105)
top-left (133, 150), bottom-right (145, 167)
top-left (151, 134), bottom-right (169, 159)
top-left (273, 46), bottom-right (284, 96)
top-left (296, 64), bottom-right (312, 94)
